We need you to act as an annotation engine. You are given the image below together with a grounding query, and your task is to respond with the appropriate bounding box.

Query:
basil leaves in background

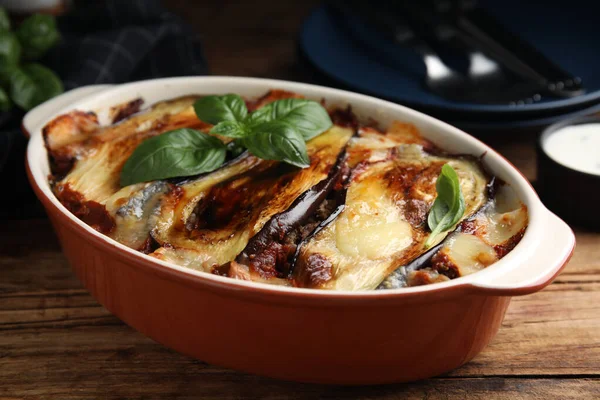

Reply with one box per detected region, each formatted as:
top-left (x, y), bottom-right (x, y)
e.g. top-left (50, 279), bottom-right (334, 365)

top-left (120, 128), bottom-right (227, 187)
top-left (15, 14), bottom-right (60, 60)
top-left (424, 164), bottom-right (466, 248)
top-left (0, 8), bottom-right (9, 32)
top-left (0, 7), bottom-right (63, 112)
top-left (7, 64), bottom-right (63, 111)
top-left (0, 32), bottom-right (20, 72)
top-left (0, 86), bottom-right (9, 111)
top-left (120, 94), bottom-right (333, 185)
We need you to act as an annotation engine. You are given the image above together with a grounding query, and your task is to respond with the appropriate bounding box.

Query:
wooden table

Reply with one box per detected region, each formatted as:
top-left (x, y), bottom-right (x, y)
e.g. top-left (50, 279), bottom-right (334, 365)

top-left (1, 2), bottom-right (599, 398)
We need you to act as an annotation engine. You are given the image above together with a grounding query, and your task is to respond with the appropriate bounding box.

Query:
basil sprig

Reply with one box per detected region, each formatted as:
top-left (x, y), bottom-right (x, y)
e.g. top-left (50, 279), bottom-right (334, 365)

top-left (0, 8), bottom-right (63, 112)
top-left (120, 94), bottom-right (332, 186)
top-left (195, 94), bottom-right (332, 166)
top-left (424, 164), bottom-right (466, 248)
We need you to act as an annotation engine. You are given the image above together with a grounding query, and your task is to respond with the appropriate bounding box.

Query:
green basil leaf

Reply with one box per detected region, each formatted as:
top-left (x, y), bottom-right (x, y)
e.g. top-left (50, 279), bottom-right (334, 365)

top-left (246, 98), bottom-right (332, 140)
top-left (210, 120), bottom-right (248, 138)
top-left (245, 105), bottom-right (271, 126)
top-left (9, 64), bottom-right (63, 111)
top-left (15, 14), bottom-right (60, 60)
top-left (243, 121), bottom-right (310, 168)
top-left (0, 86), bottom-right (10, 111)
top-left (193, 94), bottom-right (248, 125)
top-left (424, 164), bottom-right (466, 248)
top-left (0, 32), bottom-right (21, 72)
top-left (120, 128), bottom-right (227, 186)
top-left (0, 8), bottom-right (10, 32)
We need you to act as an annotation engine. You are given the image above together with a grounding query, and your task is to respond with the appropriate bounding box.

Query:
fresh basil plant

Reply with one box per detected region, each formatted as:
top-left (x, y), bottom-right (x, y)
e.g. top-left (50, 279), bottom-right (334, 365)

top-left (424, 164), bottom-right (466, 248)
top-left (0, 7), bottom-right (63, 113)
top-left (0, 8), bottom-right (10, 33)
top-left (15, 14), bottom-right (60, 60)
top-left (120, 94), bottom-right (333, 186)
top-left (0, 32), bottom-right (20, 72)
top-left (7, 63), bottom-right (63, 111)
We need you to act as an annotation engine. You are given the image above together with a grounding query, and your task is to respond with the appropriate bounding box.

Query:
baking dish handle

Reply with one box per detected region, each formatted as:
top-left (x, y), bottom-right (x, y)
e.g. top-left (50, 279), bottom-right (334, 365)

top-left (469, 209), bottom-right (576, 296)
top-left (21, 84), bottom-right (113, 138)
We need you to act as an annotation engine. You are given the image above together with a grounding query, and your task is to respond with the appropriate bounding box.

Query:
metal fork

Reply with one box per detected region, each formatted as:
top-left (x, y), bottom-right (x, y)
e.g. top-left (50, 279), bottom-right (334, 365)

top-left (330, 0), bottom-right (544, 105)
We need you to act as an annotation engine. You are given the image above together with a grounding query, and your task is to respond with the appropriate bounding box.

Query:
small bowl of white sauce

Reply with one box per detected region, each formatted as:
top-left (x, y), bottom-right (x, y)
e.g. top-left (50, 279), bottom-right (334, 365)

top-left (538, 116), bottom-right (600, 229)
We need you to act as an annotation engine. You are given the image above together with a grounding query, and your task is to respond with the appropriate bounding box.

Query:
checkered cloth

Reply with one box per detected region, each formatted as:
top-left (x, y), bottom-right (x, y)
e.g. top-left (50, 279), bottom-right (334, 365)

top-left (0, 0), bottom-right (207, 213)
top-left (48, 0), bottom-right (208, 89)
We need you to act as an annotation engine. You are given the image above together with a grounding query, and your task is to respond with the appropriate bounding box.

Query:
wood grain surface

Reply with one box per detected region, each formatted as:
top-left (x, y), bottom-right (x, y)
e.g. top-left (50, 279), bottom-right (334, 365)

top-left (1, 1), bottom-right (599, 399)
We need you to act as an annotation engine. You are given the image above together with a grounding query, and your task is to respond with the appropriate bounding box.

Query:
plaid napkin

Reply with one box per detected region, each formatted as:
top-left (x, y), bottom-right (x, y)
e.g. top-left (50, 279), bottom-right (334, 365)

top-left (48, 0), bottom-right (207, 89)
top-left (0, 0), bottom-right (207, 218)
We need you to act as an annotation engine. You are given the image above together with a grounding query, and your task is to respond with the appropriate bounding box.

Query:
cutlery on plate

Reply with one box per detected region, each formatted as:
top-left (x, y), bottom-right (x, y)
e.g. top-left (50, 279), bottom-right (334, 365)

top-left (399, 0), bottom-right (585, 98)
top-left (330, 0), bottom-right (545, 104)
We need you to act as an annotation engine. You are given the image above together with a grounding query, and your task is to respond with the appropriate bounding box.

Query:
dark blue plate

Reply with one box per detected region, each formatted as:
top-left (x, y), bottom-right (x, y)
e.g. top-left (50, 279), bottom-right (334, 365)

top-left (452, 101), bottom-right (600, 134)
top-left (299, 0), bottom-right (600, 118)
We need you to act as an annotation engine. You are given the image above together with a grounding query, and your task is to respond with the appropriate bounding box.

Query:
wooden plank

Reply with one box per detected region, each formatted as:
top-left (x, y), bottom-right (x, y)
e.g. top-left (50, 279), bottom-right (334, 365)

top-left (0, 370), bottom-right (598, 399)
top-left (555, 232), bottom-right (600, 282)
top-left (0, 220), bottom-right (79, 295)
top-left (455, 283), bottom-right (600, 376)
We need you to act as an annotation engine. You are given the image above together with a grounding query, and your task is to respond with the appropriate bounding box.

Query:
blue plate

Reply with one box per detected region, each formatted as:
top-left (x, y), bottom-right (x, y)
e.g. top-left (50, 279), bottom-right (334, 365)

top-left (452, 101), bottom-right (600, 134)
top-left (299, 1), bottom-right (600, 118)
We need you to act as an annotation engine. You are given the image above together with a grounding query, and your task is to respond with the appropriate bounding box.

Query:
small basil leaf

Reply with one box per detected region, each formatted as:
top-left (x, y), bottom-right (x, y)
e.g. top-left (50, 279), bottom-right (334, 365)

top-left (0, 8), bottom-right (10, 32)
top-left (243, 121), bottom-right (310, 168)
top-left (9, 64), bottom-right (63, 111)
top-left (193, 94), bottom-right (248, 125)
top-left (6, 68), bottom-right (36, 110)
top-left (424, 164), bottom-right (466, 248)
top-left (0, 32), bottom-right (21, 72)
top-left (121, 128), bottom-right (226, 186)
top-left (16, 14), bottom-right (60, 60)
top-left (210, 120), bottom-right (248, 138)
top-left (247, 98), bottom-right (332, 140)
top-left (0, 86), bottom-right (10, 111)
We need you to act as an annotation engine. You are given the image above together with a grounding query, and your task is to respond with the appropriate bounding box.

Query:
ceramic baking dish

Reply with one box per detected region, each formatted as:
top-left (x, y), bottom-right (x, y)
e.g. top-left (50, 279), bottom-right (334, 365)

top-left (24, 77), bottom-right (575, 384)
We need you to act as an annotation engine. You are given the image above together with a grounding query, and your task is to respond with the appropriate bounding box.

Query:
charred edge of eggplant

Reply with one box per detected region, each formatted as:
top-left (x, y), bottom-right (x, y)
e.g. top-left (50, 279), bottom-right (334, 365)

top-left (111, 98), bottom-right (144, 125)
top-left (376, 236), bottom-right (447, 289)
top-left (138, 235), bottom-right (160, 254)
top-left (288, 184), bottom-right (348, 278)
top-left (377, 175), bottom-right (500, 290)
top-left (329, 106), bottom-right (359, 130)
top-left (232, 148), bottom-right (349, 278)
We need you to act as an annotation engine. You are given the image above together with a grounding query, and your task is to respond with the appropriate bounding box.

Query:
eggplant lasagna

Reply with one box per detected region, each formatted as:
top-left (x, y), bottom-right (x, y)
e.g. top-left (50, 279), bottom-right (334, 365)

top-left (44, 90), bottom-right (528, 290)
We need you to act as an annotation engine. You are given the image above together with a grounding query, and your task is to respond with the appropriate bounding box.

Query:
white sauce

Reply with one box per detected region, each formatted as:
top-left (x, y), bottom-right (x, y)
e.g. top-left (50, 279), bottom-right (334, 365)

top-left (543, 123), bottom-right (600, 176)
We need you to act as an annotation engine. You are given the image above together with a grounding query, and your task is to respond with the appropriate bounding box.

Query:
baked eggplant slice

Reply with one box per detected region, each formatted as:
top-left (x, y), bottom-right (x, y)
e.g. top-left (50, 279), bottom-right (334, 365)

top-left (148, 126), bottom-right (354, 273)
top-left (293, 144), bottom-right (489, 290)
top-left (102, 181), bottom-right (169, 251)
